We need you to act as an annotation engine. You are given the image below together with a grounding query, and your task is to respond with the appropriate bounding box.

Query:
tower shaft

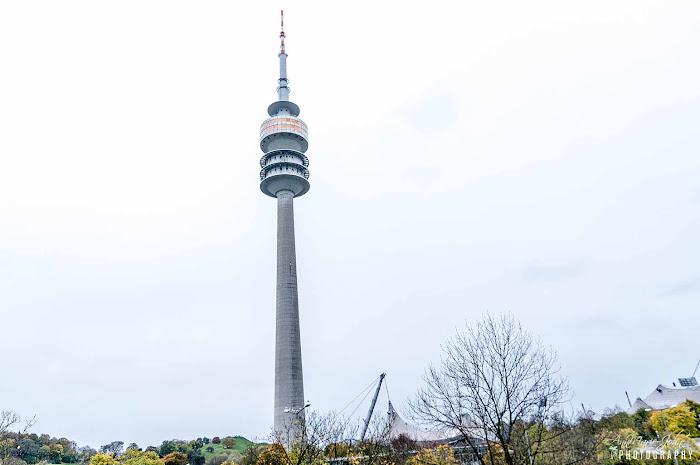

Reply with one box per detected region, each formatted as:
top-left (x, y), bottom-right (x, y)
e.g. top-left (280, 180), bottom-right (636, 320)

top-left (274, 189), bottom-right (305, 438)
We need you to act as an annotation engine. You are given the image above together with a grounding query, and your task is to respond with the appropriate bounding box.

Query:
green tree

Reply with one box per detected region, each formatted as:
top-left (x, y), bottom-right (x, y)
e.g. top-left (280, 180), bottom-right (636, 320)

top-left (158, 444), bottom-right (177, 458)
top-left (598, 411), bottom-right (634, 431)
top-left (17, 438), bottom-right (40, 463)
top-left (61, 454), bottom-right (78, 463)
top-left (684, 399), bottom-right (700, 424)
top-left (39, 447), bottom-right (51, 460)
top-left (629, 408), bottom-right (655, 440)
top-left (186, 443), bottom-right (201, 453)
top-left (184, 449), bottom-right (203, 465)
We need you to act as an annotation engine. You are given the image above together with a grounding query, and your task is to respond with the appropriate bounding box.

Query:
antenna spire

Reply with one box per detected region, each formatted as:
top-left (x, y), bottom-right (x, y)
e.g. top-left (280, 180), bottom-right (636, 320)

top-left (280, 10), bottom-right (286, 55)
top-left (277, 10), bottom-right (289, 101)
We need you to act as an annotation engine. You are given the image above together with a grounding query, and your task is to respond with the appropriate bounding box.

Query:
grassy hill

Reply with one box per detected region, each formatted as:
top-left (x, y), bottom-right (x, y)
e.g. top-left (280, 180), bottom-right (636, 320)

top-left (202, 437), bottom-right (268, 462)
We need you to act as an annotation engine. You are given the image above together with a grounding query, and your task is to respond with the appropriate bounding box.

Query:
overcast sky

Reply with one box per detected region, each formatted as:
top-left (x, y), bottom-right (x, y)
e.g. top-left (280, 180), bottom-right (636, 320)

top-left (1, 0), bottom-right (699, 450)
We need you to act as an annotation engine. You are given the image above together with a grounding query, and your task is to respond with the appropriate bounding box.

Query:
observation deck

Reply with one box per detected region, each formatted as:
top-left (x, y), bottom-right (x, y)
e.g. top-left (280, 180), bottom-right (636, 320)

top-left (259, 115), bottom-right (310, 198)
top-left (260, 115), bottom-right (308, 153)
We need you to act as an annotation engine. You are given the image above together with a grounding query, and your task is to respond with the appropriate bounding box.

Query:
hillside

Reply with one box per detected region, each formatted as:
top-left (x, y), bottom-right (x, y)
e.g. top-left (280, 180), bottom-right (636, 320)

top-left (202, 437), bottom-right (268, 462)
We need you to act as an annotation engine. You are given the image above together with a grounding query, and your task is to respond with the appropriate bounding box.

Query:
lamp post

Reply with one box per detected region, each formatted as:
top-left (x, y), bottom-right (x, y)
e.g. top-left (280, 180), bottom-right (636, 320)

top-left (280, 402), bottom-right (311, 447)
top-left (645, 405), bottom-right (679, 465)
top-left (524, 429), bottom-right (534, 465)
top-left (284, 401), bottom-right (311, 415)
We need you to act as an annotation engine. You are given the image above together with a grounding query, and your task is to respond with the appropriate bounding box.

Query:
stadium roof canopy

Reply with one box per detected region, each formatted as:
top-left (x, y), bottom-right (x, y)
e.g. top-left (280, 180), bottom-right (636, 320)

top-left (626, 384), bottom-right (700, 414)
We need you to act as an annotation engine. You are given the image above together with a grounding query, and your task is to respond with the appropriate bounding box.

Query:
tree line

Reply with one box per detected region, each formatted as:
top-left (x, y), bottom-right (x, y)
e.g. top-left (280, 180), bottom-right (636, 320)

top-left (3, 314), bottom-right (699, 465)
top-left (0, 421), bottom-right (254, 465)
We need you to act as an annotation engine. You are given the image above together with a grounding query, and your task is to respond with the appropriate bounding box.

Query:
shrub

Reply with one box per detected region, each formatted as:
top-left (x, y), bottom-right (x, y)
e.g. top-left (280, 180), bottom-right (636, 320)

top-left (2, 458), bottom-right (29, 465)
top-left (162, 452), bottom-right (188, 465)
top-left (204, 456), bottom-right (228, 465)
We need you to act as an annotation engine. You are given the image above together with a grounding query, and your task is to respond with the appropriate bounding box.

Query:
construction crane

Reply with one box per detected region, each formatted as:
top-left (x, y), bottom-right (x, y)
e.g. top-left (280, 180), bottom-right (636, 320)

top-left (360, 373), bottom-right (386, 441)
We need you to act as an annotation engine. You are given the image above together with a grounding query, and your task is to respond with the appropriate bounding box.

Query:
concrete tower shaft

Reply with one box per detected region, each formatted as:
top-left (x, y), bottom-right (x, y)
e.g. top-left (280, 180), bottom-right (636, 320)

top-left (274, 189), bottom-right (304, 439)
top-left (260, 10), bottom-right (309, 442)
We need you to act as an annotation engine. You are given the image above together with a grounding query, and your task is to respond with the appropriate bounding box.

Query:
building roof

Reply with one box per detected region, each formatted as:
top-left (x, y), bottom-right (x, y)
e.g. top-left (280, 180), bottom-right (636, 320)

top-left (626, 384), bottom-right (700, 414)
top-left (386, 402), bottom-right (461, 443)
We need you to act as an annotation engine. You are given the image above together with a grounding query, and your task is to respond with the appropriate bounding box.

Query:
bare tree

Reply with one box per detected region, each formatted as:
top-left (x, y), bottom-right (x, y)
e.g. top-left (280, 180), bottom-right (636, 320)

top-left (0, 411), bottom-right (36, 437)
top-left (0, 412), bottom-right (21, 437)
top-left (266, 411), bottom-right (357, 465)
top-left (264, 411), bottom-right (401, 465)
top-left (410, 314), bottom-right (577, 465)
top-left (352, 415), bottom-right (395, 465)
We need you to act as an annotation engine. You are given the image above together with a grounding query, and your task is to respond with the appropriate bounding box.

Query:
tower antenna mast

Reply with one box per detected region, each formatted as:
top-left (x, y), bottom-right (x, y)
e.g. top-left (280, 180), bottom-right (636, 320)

top-left (277, 10), bottom-right (289, 101)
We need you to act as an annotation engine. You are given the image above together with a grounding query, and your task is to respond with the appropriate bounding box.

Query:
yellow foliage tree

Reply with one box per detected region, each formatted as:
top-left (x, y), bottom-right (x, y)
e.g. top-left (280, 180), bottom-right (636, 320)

top-left (90, 453), bottom-right (118, 465)
top-left (120, 450), bottom-right (163, 465)
top-left (650, 403), bottom-right (700, 437)
top-left (405, 445), bottom-right (458, 465)
top-left (163, 452), bottom-right (188, 465)
top-left (257, 444), bottom-right (287, 465)
top-left (0, 439), bottom-right (17, 456)
top-left (480, 443), bottom-right (506, 465)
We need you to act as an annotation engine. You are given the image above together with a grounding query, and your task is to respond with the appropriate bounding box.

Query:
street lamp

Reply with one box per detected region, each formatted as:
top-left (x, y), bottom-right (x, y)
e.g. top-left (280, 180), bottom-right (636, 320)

top-left (524, 396), bottom-right (548, 465)
top-left (645, 405), bottom-right (679, 465)
top-left (281, 402), bottom-right (311, 446)
top-left (284, 401), bottom-right (311, 414)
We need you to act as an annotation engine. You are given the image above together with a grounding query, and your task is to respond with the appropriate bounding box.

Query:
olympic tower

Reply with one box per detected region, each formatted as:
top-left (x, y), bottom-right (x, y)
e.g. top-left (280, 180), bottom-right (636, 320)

top-left (259, 10), bottom-right (310, 440)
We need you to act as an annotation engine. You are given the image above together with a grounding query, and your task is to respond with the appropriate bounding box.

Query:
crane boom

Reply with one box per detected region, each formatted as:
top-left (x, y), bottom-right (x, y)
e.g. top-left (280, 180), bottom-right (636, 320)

top-left (360, 373), bottom-right (386, 441)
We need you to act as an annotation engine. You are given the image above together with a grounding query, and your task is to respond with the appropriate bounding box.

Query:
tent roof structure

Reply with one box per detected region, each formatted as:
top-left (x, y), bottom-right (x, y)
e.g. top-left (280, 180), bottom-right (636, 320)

top-left (626, 384), bottom-right (700, 414)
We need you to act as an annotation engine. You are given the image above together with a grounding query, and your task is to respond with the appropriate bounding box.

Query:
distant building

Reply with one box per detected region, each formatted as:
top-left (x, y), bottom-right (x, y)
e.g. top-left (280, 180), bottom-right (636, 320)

top-left (627, 384), bottom-right (700, 414)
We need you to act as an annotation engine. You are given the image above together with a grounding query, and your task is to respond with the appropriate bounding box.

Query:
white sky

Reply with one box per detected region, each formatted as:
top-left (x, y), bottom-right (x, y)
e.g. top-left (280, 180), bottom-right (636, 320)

top-left (1, 0), bottom-right (699, 449)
